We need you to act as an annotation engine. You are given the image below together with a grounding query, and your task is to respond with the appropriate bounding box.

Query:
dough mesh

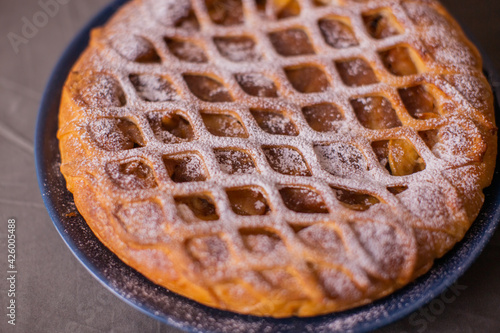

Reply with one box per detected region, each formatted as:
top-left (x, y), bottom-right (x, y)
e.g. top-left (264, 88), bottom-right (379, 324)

top-left (58, 0), bottom-right (496, 316)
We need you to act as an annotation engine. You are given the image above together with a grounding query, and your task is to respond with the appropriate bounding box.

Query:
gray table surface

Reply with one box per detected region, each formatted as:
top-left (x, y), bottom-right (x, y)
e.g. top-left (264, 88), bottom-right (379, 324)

top-left (0, 1), bottom-right (499, 332)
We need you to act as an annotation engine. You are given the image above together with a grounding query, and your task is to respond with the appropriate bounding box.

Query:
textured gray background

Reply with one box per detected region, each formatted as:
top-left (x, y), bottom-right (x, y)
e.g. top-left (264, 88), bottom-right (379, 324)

top-left (0, 0), bottom-right (499, 332)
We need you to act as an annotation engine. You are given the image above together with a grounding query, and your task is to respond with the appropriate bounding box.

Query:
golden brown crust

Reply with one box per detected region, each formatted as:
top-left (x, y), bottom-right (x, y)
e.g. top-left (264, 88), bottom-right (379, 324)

top-left (58, 0), bottom-right (496, 317)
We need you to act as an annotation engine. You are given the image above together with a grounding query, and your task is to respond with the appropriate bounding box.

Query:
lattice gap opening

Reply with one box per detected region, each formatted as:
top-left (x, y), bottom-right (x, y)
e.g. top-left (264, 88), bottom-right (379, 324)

top-left (201, 112), bottom-right (249, 137)
top-left (302, 103), bottom-right (344, 132)
top-left (214, 148), bottom-right (257, 175)
top-left (279, 187), bottom-right (329, 213)
top-left (113, 35), bottom-right (161, 63)
top-left (372, 139), bottom-right (426, 176)
top-left (235, 73), bottom-right (279, 97)
top-left (335, 58), bottom-right (379, 87)
top-left (318, 17), bottom-right (359, 49)
top-left (285, 65), bottom-right (331, 93)
top-left (165, 37), bottom-right (208, 63)
top-left (263, 146), bottom-right (312, 176)
top-left (184, 74), bottom-right (234, 102)
top-left (250, 109), bottom-right (299, 136)
top-left (330, 186), bottom-right (380, 211)
top-left (351, 96), bottom-right (402, 130)
top-left (226, 187), bottom-right (271, 216)
top-left (213, 36), bottom-right (262, 62)
top-left (206, 0), bottom-right (244, 26)
top-left (398, 85), bottom-right (440, 120)
top-left (163, 153), bottom-right (208, 183)
top-left (379, 46), bottom-right (420, 76)
top-left (269, 28), bottom-right (315, 56)
top-left (130, 74), bottom-right (179, 102)
top-left (107, 160), bottom-right (158, 189)
top-left (239, 228), bottom-right (283, 253)
top-left (89, 118), bottom-right (145, 151)
top-left (362, 8), bottom-right (403, 39)
top-left (175, 194), bottom-right (220, 221)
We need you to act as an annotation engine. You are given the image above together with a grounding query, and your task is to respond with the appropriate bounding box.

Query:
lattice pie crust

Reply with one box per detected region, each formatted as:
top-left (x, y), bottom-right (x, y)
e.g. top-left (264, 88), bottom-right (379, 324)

top-left (58, 0), bottom-right (497, 317)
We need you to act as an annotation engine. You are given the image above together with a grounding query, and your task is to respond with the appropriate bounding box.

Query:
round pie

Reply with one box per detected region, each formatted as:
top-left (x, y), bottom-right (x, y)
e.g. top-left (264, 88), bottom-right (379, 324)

top-left (58, 0), bottom-right (497, 317)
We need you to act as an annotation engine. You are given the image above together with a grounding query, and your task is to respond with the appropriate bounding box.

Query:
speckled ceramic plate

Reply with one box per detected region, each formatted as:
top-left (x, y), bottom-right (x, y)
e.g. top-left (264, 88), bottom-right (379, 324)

top-left (35, 1), bottom-right (500, 332)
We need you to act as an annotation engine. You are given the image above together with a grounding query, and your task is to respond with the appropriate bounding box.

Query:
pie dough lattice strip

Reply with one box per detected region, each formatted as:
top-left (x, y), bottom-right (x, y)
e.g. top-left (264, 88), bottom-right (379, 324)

top-left (58, 0), bottom-right (496, 316)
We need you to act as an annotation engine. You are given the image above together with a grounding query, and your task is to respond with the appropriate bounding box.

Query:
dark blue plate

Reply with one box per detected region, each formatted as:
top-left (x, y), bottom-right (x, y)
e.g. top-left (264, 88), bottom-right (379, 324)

top-left (35, 1), bottom-right (500, 332)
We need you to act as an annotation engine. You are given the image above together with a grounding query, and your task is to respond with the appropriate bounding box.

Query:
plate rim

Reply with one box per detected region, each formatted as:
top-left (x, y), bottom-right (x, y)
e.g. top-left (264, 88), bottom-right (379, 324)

top-left (35, 1), bottom-right (500, 332)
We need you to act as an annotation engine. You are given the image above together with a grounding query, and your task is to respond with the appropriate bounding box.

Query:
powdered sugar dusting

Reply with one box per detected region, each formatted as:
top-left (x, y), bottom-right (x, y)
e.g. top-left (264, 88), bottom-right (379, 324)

top-left (58, 0), bottom-right (496, 319)
top-left (264, 146), bottom-right (310, 176)
top-left (88, 118), bottom-right (132, 151)
top-left (214, 36), bottom-right (261, 62)
top-left (130, 74), bottom-right (180, 102)
top-left (116, 200), bottom-right (165, 242)
top-left (314, 143), bottom-right (368, 178)
top-left (235, 73), bottom-right (278, 97)
top-left (142, 0), bottom-right (192, 27)
top-left (215, 149), bottom-right (256, 175)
